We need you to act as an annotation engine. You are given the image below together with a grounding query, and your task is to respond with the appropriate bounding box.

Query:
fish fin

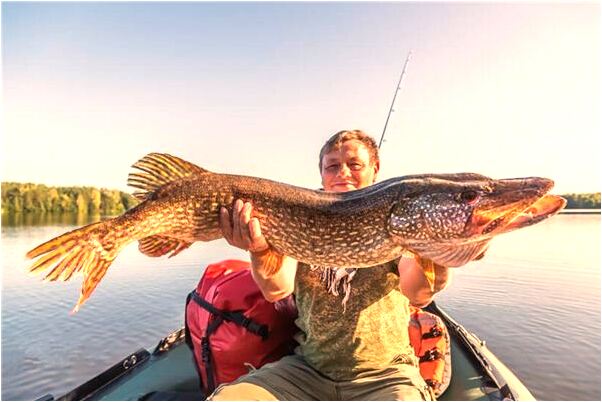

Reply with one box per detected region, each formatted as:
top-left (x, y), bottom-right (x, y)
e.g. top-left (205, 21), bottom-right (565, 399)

top-left (128, 153), bottom-right (209, 202)
top-left (261, 249), bottom-right (284, 277)
top-left (418, 257), bottom-right (436, 292)
top-left (138, 235), bottom-right (192, 258)
top-left (410, 239), bottom-right (490, 268)
top-left (71, 258), bottom-right (112, 314)
top-left (26, 219), bottom-right (126, 313)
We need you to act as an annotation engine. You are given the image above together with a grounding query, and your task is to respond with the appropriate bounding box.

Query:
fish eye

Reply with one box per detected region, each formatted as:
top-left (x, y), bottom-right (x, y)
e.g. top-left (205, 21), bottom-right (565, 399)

top-left (459, 190), bottom-right (480, 204)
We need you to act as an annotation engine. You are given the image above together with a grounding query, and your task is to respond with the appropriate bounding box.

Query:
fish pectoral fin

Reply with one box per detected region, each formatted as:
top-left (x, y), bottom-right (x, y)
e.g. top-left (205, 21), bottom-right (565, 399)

top-left (417, 257), bottom-right (436, 292)
top-left (410, 239), bottom-right (491, 268)
top-left (138, 235), bottom-right (192, 258)
top-left (128, 153), bottom-right (210, 201)
top-left (260, 249), bottom-right (285, 277)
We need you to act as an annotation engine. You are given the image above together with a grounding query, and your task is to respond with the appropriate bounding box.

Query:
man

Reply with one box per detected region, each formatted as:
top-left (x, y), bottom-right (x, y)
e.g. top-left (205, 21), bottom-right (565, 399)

top-left (211, 130), bottom-right (451, 400)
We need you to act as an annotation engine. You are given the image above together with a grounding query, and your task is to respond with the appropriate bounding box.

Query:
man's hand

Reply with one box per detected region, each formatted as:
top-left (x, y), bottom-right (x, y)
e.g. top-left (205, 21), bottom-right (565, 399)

top-left (219, 199), bottom-right (296, 298)
top-left (219, 199), bottom-right (269, 253)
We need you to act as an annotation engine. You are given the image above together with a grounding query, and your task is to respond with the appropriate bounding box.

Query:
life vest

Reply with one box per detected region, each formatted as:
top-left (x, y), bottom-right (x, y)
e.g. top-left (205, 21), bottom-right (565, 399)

top-left (408, 305), bottom-right (452, 398)
top-left (185, 259), bottom-right (451, 398)
top-left (184, 260), bottom-right (298, 395)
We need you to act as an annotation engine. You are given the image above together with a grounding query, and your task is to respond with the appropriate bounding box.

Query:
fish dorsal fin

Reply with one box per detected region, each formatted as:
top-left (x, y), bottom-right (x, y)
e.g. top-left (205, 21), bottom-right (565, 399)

top-left (138, 235), bottom-right (192, 258)
top-left (409, 239), bottom-right (490, 268)
top-left (128, 153), bottom-right (209, 201)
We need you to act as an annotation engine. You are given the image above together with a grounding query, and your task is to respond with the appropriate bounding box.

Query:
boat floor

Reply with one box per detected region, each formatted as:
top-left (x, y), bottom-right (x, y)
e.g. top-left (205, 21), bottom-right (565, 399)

top-left (51, 302), bottom-right (532, 401)
top-left (84, 331), bottom-right (501, 401)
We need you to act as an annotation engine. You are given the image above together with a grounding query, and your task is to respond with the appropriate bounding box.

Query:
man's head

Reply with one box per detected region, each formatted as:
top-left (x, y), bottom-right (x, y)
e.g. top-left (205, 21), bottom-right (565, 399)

top-left (319, 130), bottom-right (380, 192)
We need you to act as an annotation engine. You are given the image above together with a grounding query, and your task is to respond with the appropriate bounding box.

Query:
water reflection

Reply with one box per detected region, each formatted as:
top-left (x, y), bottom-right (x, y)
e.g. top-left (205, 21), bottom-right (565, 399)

top-left (1, 212), bottom-right (112, 227)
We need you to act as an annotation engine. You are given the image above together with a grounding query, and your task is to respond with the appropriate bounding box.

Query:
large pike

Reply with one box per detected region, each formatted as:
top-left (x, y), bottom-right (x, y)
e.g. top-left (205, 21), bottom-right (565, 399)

top-left (27, 153), bottom-right (565, 312)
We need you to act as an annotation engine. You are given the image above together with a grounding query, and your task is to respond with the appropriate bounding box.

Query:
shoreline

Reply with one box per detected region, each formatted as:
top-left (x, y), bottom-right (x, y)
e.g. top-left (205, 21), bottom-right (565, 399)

top-left (558, 209), bottom-right (601, 215)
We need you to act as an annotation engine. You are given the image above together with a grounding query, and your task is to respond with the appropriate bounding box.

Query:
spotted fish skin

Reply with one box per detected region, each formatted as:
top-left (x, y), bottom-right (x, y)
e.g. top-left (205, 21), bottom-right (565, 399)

top-left (26, 154), bottom-right (566, 312)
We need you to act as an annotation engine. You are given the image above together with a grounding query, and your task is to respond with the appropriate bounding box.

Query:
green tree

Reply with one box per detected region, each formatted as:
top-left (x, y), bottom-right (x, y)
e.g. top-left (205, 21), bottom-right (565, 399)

top-left (47, 187), bottom-right (59, 212)
top-left (76, 192), bottom-right (87, 213)
top-left (562, 193), bottom-right (601, 209)
top-left (88, 188), bottom-right (102, 213)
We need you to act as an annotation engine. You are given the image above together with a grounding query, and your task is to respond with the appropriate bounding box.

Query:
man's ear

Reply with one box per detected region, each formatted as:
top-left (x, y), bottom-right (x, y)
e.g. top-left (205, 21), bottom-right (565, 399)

top-left (373, 160), bottom-right (380, 179)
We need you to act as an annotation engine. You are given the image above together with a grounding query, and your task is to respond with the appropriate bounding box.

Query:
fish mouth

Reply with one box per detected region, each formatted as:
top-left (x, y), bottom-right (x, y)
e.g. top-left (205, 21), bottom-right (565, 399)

top-left (497, 194), bottom-right (566, 233)
top-left (465, 177), bottom-right (566, 237)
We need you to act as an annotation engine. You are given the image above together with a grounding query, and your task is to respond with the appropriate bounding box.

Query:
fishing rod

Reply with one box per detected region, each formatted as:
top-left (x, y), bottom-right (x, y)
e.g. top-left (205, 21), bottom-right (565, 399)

top-left (378, 50), bottom-right (412, 149)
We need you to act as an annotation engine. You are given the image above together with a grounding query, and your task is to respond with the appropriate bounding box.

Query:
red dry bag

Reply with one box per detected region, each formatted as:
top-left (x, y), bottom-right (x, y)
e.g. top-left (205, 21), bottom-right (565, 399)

top-left (184, 260), bottom-right (298, 395)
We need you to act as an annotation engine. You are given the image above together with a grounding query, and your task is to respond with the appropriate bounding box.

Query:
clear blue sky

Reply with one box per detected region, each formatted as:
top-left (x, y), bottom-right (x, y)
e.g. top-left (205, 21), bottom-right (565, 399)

top-left (2, 2), bottom-right (600, 194)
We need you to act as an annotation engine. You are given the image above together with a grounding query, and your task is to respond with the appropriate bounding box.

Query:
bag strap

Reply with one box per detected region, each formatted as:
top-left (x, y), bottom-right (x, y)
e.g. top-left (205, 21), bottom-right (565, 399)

top-left (190, 290), bottom-right (269, 340)
top-left (185, 291), bottom-right (230, 394)
top-left (184, 292), bottom-right (194, 351)
top-left (202, 316), bottom-right (223, 393)
top-left (184, 292), bottom-right (205, 394)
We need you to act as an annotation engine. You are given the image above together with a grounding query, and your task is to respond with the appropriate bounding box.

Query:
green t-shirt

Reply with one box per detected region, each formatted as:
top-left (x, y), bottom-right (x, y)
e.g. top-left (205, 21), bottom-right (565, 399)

top-left (293, 260), bottom-right (416, 381)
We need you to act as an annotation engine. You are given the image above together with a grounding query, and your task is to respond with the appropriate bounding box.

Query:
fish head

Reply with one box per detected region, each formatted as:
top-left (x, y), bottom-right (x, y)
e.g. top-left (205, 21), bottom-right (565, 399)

top-left (387, 175), bottom-right (566, 266)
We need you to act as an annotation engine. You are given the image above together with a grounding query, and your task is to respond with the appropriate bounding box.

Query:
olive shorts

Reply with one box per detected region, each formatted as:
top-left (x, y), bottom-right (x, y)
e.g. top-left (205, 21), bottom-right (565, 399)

top-left (206, 354), bottom-right (433, 401)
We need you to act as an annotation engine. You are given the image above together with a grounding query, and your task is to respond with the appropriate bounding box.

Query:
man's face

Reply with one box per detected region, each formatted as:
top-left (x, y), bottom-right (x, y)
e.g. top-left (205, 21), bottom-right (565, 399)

top-left (320, 139), bottom-right (379, 193)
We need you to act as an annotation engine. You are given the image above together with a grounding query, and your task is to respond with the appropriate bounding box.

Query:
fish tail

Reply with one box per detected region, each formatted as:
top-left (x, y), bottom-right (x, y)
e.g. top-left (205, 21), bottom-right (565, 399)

top-left (26, 218), bottom-right (130, 313)
top-left (70, 257), bottom-right (112, 314)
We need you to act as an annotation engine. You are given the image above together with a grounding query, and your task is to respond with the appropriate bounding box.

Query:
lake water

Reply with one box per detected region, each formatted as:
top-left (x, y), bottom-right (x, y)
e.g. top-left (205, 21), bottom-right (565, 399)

top-left (1, 213), bottom-right (600, 400)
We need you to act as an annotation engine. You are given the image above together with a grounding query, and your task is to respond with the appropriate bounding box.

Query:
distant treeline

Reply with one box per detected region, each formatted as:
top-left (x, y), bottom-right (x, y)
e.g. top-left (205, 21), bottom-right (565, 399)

top-left (560, 193), bottom-right (600, 209)
top-left (1, 183), bottom-right (139, 214)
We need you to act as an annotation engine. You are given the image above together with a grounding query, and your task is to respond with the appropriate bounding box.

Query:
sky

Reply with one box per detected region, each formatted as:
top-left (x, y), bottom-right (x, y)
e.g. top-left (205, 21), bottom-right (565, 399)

top-left (2, 2), bottom-right (600, 195)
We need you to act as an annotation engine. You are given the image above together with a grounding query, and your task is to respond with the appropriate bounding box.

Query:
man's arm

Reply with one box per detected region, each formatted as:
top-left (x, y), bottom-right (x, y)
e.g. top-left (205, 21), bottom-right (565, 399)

top-left (398, 256), bottom-right (451, 308)
top-left (220, 199), bottom-right (297, 302)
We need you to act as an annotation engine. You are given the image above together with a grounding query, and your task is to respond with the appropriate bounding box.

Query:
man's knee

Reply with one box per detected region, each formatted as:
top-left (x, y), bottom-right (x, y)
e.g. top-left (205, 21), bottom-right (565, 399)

top-left (207, 381), bottom-right (278, 401)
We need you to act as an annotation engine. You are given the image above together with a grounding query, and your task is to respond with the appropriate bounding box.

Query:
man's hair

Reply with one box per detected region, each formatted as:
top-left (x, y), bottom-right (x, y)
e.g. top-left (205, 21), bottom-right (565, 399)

top-left (318, 130), bottom-right (380, 171)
